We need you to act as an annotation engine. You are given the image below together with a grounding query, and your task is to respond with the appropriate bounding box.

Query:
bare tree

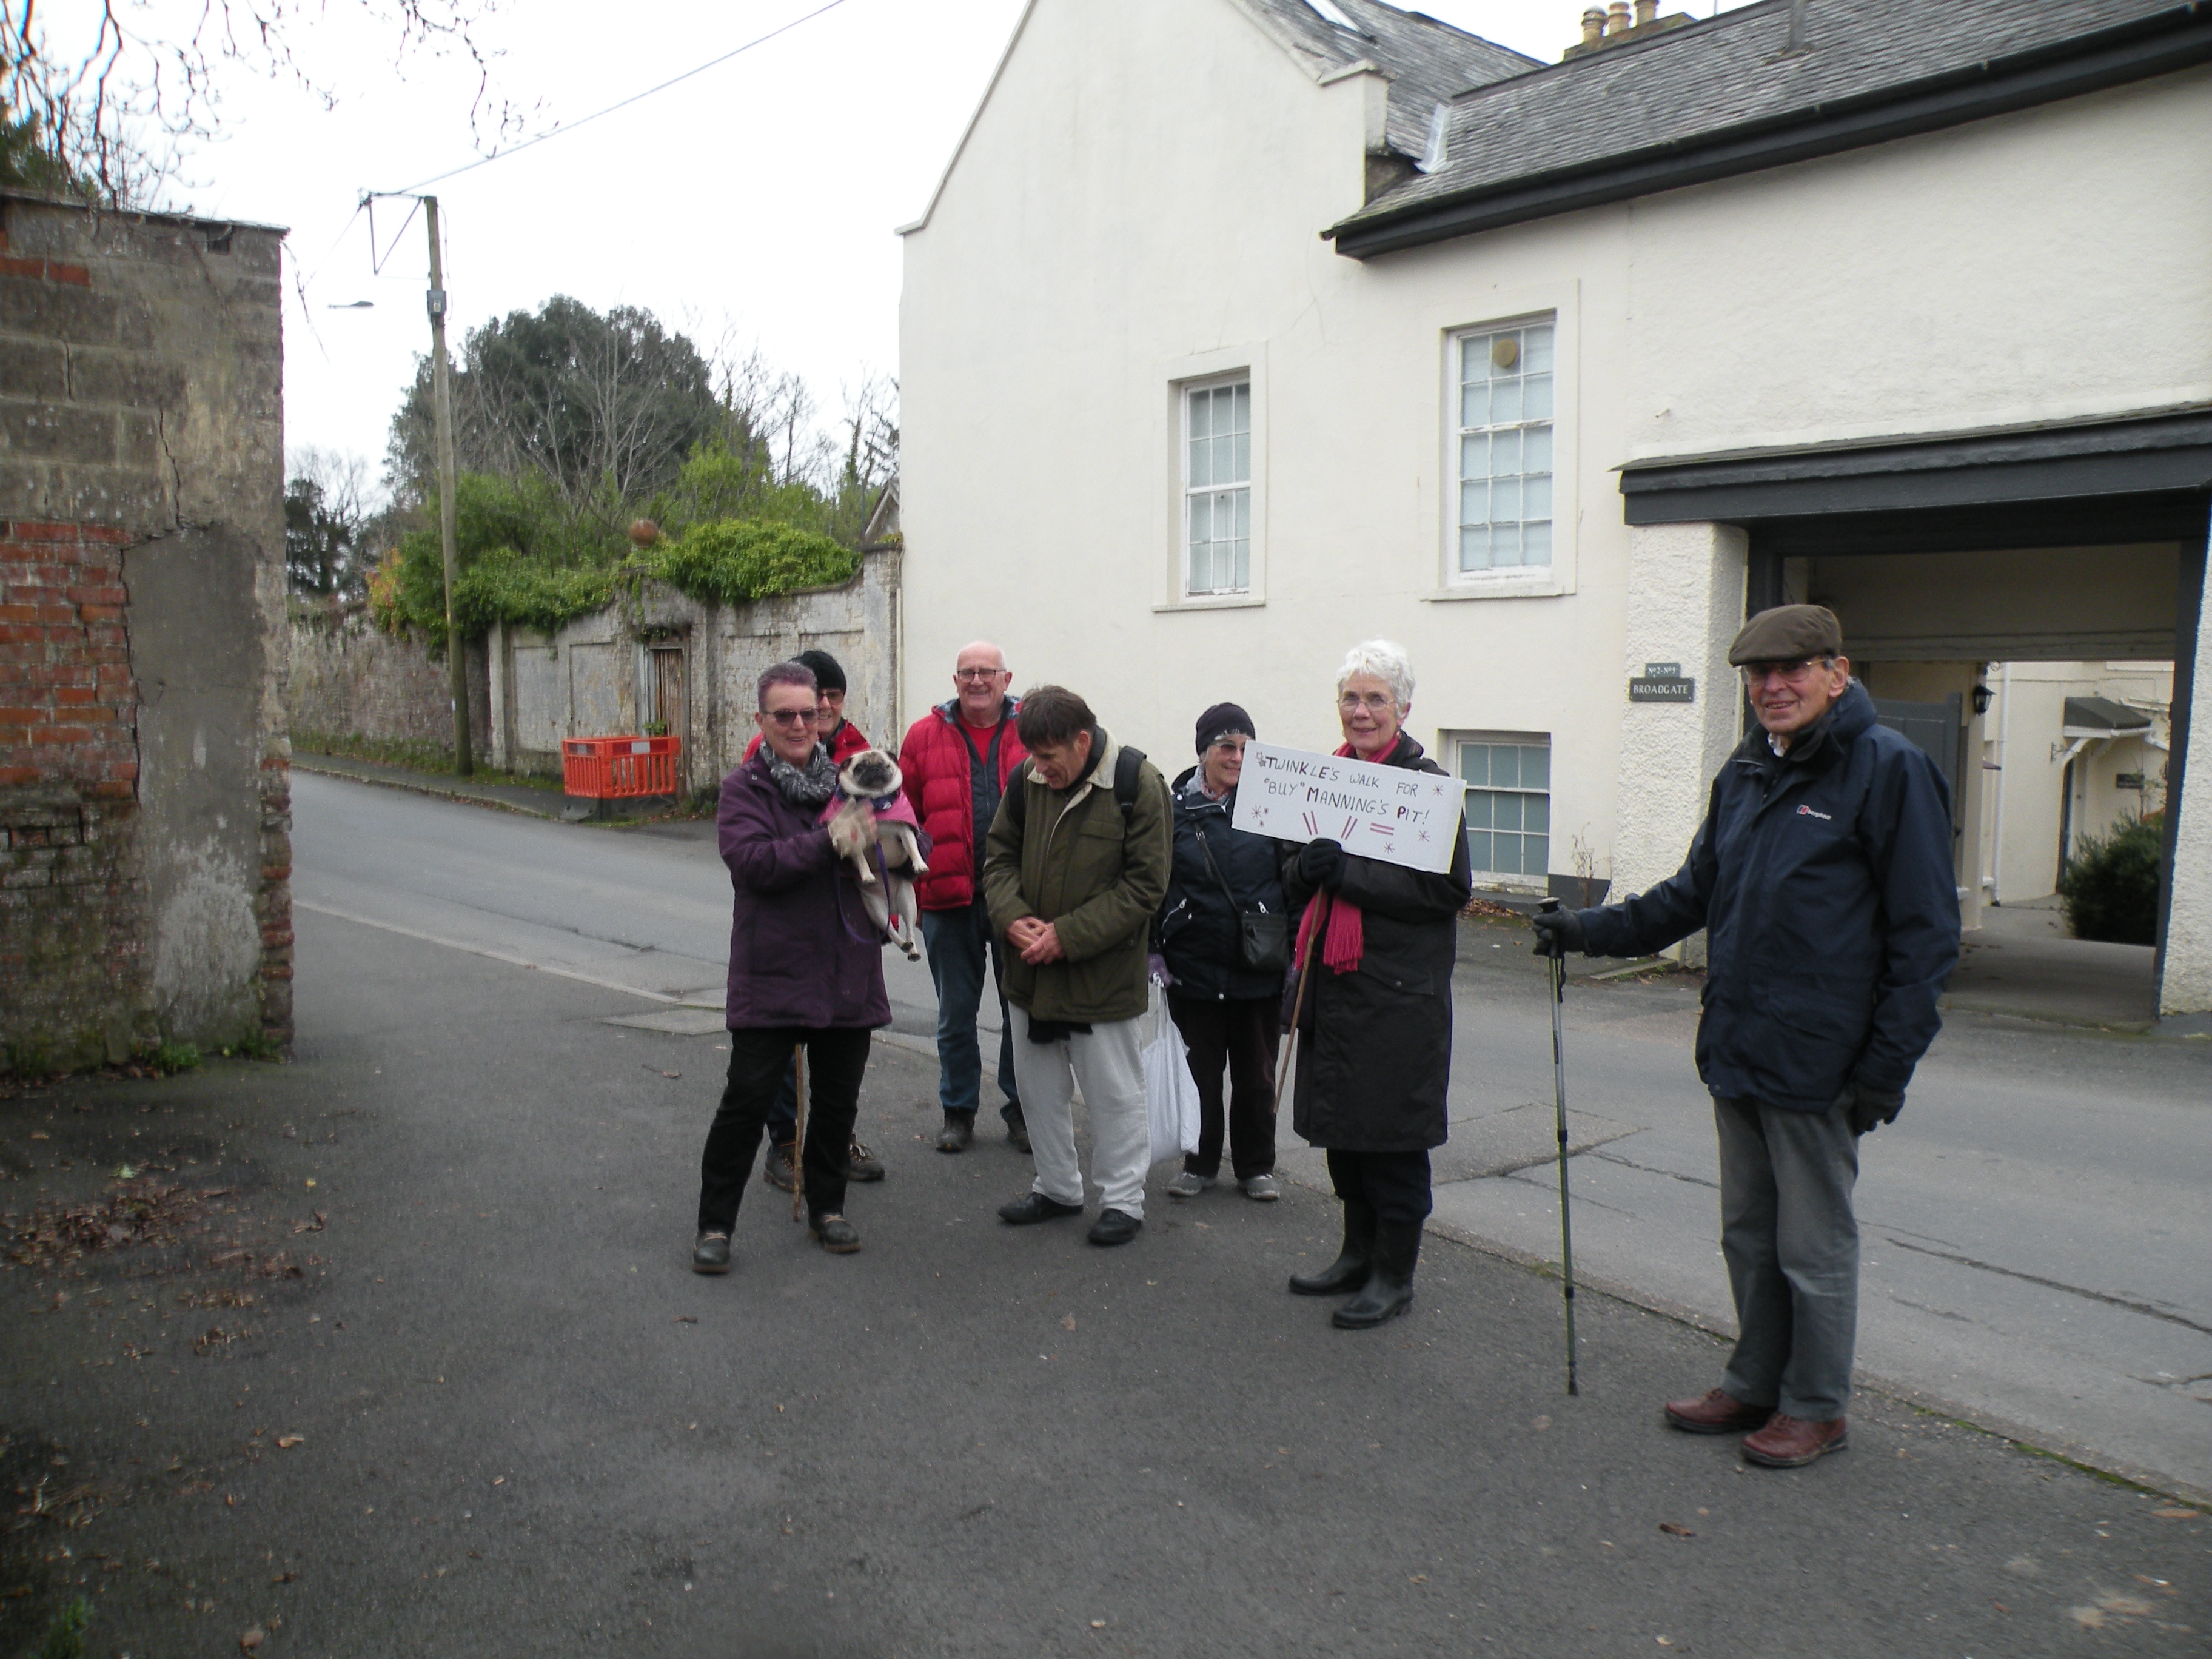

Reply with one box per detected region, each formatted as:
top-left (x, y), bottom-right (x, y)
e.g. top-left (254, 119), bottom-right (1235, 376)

top-left (285, 446), bottom-right (376, 598)
top-left (1, 0), bottom-right (520, 206)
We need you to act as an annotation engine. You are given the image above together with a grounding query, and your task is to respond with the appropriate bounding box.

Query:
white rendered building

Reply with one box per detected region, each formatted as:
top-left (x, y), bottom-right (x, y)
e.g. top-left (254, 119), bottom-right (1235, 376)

top-left (897, 0), bottom-right (2212, 1017)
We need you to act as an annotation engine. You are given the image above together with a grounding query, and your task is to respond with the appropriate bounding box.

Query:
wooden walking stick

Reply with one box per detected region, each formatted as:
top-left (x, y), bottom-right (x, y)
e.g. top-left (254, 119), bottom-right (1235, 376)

top-left (1273, 892), bottom-right (1329, 1115)
top-left (789, 1043), bottom-right (807, 1223)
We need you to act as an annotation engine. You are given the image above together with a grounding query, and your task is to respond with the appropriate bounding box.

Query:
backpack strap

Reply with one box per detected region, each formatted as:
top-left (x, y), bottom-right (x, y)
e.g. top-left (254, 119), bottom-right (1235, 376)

top-left (1007, 743), bottom-right (1147, 833)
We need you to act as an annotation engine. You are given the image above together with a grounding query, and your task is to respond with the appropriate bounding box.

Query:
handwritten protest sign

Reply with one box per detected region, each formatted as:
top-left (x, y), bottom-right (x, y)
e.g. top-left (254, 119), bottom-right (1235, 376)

top-left (1230, 742), bottom-right (1462, 874)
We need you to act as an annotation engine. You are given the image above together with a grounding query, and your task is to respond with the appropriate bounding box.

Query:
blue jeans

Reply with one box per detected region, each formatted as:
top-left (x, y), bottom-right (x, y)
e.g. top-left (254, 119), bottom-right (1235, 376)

top-left (765, 1059), bottom-right (798, 1144)
top-left (920, 899), bottom-right (1021, 1122)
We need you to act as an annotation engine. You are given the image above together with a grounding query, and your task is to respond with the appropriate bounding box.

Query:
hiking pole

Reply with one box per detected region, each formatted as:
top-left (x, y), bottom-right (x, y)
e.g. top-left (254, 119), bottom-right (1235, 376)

top-left (1537, 899), bottom-right (1580, 1397)
top-left (789, 1044), bottom-right (807, 1224)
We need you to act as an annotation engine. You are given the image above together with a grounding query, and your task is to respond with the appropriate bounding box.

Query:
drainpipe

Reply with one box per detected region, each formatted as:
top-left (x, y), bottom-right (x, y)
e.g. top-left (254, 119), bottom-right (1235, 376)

top-left (1988, 662), bottom-right (2011, 903)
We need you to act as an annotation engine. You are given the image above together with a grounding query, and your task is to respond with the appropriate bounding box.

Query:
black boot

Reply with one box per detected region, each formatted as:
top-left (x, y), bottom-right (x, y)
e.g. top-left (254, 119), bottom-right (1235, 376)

top-left (1332, 1221), bottom-right (1419, 1329)
top-left (1288, 1199), bottom-right (1376, 1296)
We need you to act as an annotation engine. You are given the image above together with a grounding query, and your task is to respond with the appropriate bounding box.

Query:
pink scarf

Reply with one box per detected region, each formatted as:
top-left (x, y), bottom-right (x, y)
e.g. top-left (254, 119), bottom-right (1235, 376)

top-left (1292, 742), bottom-right (1372, 976)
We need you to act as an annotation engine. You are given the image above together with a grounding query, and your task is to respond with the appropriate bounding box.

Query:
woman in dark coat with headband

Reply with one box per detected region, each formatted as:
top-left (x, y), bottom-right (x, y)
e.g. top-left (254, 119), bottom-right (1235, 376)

top-left (1155, 703), bottom-right (1290, 1202)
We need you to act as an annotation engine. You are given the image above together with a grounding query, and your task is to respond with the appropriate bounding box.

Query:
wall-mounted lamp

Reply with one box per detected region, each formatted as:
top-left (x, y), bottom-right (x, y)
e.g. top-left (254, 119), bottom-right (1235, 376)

top-left (1971, 683), bottom-right (1994, 715)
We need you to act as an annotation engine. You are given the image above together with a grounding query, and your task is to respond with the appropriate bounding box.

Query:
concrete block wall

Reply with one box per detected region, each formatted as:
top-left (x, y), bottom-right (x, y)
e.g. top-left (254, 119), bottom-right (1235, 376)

top-left (0, 193), bottom-right (291, 1071)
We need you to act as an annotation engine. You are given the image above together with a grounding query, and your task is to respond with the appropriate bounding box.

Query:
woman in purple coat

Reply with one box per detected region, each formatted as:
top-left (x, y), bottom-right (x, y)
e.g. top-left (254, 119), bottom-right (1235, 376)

top-left (692, 661), bottom-right (907, 1272)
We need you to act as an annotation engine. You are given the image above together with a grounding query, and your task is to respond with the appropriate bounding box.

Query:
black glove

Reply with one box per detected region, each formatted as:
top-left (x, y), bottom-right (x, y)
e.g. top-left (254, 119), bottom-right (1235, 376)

top-left (1530, 908), bottom-right (1585, 959)
top-left (1298, 838), bottom-right (1344, 891)
top-left (1841, 1080), bottom-right (1906, 1136)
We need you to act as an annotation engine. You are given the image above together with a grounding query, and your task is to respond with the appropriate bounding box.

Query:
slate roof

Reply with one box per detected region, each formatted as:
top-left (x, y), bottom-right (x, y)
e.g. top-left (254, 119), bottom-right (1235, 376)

top-left (1239, 0), bottom-right (1540, 158)
top-left (1336, 0), bottom-right (2209, 236)
top-left (2063, 695), bottom-right (2154, 732)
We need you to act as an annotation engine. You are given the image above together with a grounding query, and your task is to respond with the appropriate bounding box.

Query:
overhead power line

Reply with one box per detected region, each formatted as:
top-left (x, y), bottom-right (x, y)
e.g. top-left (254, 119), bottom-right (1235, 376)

top-left (390, 0), bottom-right (854, 195)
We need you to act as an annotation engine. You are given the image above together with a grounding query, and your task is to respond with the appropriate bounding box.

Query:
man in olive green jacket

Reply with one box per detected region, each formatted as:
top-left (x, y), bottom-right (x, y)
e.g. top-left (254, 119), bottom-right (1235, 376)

top-left (982, 685), bottom-right (1172, 1247)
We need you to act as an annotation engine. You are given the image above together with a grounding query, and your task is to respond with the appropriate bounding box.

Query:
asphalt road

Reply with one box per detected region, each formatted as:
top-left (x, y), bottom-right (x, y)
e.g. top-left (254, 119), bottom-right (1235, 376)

top-left (5, 900), bottom-right (2207, 1657)
top-left (291, 771), bottom-right (2212, 1500)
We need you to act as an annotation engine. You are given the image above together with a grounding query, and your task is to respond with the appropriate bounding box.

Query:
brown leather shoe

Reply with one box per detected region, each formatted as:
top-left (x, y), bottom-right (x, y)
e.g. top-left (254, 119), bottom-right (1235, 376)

top-left (1741, 1413), bottom-right (1849, 1467)
top-left (1664, 1387), bottom-right (1773, 1435)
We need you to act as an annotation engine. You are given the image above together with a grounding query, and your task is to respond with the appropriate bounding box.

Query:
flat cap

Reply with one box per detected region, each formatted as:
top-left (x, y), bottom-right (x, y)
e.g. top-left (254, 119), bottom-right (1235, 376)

top-left (1728, 604), bottom-right (1842, 667)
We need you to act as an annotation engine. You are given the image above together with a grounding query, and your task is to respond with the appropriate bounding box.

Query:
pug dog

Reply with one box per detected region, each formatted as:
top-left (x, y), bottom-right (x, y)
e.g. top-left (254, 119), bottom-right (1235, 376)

top-left (826, 749), bottom-right (929, 959)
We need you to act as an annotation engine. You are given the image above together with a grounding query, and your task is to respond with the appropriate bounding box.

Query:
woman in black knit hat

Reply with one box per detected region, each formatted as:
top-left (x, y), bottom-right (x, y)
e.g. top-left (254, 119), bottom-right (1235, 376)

top-left (1152, 702), bottom-right (1290, 1201)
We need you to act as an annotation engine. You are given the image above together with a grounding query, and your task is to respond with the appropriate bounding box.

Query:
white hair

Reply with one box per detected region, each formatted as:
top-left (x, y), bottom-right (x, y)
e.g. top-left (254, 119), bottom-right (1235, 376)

top-left (1336, 638), bottom-right (1415, 713)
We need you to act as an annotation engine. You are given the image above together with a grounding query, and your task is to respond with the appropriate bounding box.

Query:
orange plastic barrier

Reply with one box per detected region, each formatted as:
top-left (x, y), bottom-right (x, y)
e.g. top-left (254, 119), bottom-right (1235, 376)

top-left (562, 736), bottom-right (681, 799)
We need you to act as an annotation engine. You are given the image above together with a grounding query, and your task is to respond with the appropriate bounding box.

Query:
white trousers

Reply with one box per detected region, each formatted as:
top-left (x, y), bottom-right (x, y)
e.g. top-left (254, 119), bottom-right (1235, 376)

top-left (1008, 1004), bottom-right (1150, 1219)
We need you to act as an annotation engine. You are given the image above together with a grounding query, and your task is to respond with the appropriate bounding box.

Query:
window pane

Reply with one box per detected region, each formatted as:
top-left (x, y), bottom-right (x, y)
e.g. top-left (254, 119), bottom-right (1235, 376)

top-left (1459, 526), bottom-right (1490, 571)
top-left (1492, 478), bottom-right (1522, 523)
top-left (1459, 744), bottom-right (1487, 786)
top-left (1232, 538), bottom-right (1249, 591)
top-left (1462, 336), bottom-right (1489, 385)
top-left (1460, 480), bottom-right (1487, 529)
top-left (1524, 424), bottom-right (1553, 472)
top-left (1489, 377), bottom-right (1521, 424)
top-left (1461, 382), bottom-right (1487, 429)
top-left (1524, 833), bottom-right (1549, 877)
top-left (1492, 427), bottom-right (1521, 475)
top-left (1466, 830), bottom-right (1493, 870)
top-left (1463, 789), bottom-right (1493, 830)
top-left (1492, 523), bottom-right (1524, 568)
top-left (1520, 745), bottom-right (1550, 790)
top-left (1490, 747), bottom-right (1519, 789)
top-left (1524, 325), bottom-right (1555, 374)
top-left (1232, 383), bottom-right (1250, 431)
top-left (1522, 520), bottom-right (1552, 565)
top-left (1233, 488), bottom-right (1250, 538)
top-left (1211, 434), bottom-right (1233, 484)
top-left (1523, 374), bottom-right (1554, 420)
top-left (1191, 390), bottom-right (1213, 439)
top-left (1523, 793), bottom-right (1550, 834)
top-left (1233, 431), bottom-right (1250, 483)
top-left (1189, 433), bottom-right (1210, 488)
top-left (1460, 432), bottom-right (1488, 482)
top-left (1524, 475), bottom-right (1552, 518)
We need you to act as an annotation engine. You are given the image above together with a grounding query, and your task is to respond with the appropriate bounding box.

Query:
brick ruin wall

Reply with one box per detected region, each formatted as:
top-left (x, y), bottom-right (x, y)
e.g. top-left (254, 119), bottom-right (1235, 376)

top-left (0, 197), bottom-right (290, 1071)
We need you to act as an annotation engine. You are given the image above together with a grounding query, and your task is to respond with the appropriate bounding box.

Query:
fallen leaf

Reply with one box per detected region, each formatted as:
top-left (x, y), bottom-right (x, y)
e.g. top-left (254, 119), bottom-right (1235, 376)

top-left (674, 1315), bottom-right (698, 1324)
top-left (240, 1627), bottom-right (265, 1651)
top-left (271, 1572), bottom-right (296, 1584)
top-left (1060, 1314), bottom-right (1076, 1330)
top-left (2097, 1594), bottom-right (2155, 1616)
top-left (2070, 1607), bottom-right (2106, 1629)
top-left (1090, 1621), bottom-right (1105, 1629)
top-left (1408, 1574), bottom-right (1427, 1584)
top-left (2153, 1507), bottom-right (2199, 1519)
top-left (292, 1212), bottom-right (326, 1235)
top-left (1658, 1523), bottom-right (1695, 1537)
top-left (276, 1435), bottom-right (304, 1449)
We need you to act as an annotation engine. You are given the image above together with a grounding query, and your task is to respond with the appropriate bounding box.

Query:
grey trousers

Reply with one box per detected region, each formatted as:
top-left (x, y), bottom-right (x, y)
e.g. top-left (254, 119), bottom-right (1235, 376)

top-left (1714, 1094), bottom-right (1861, 1421)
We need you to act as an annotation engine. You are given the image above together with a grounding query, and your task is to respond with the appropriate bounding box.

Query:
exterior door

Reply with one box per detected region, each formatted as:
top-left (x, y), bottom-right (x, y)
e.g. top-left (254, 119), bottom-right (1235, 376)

top-left (1872, 693), bottom-right (1964, 836)
top-left (651, 646), bottom-right (686, 740)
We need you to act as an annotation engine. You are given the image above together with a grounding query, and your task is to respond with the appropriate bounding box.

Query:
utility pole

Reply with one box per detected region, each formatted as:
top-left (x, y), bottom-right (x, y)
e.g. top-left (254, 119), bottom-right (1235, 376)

top-left (423, 196), bottom-right (474, 775)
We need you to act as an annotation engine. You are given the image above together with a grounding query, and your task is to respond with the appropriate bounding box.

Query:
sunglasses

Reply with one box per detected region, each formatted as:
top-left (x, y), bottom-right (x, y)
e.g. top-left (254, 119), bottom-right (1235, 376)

top-left (762, 708), bottom-right (820, 726)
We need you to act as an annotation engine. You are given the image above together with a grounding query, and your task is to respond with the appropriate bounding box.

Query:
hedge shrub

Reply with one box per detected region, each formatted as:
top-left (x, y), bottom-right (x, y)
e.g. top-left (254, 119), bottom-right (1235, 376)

top-left (2059, 813), bottom-right (2163, 945)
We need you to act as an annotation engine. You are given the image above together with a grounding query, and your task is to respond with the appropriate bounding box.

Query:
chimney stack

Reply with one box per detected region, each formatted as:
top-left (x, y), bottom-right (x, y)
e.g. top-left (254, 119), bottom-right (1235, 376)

top-left (1606, 2), bottom-right (1632, 36)
top-left (1580, 7), bottom-right (1606, 45)
top-left (1634, 0), bottom-right (1658, 24)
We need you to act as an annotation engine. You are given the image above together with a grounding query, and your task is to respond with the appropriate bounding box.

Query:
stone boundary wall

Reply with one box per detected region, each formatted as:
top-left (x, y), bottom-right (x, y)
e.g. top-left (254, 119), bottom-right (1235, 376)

top-left (290, 606), bottom-right (494, 763)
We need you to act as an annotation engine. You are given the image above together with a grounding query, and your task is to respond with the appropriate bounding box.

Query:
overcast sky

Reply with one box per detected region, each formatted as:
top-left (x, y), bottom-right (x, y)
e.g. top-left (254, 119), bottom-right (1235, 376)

top-left (99, 0), bottom-right (1740, 486)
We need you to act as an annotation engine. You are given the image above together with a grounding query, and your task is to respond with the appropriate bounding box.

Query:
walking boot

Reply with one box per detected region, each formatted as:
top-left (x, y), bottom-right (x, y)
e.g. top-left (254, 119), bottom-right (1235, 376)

top-left (1288, 1199), bottom-right (1376, 1296)
top-left (761, 1140), bottom-right (799, 1193)
top-left (1332, 1220), bottom-right (1419, 1329)
top-left (936, 1112), bottom-right (975, 1153)
top-left (1005, 1111), bottom-right (1031, 1154)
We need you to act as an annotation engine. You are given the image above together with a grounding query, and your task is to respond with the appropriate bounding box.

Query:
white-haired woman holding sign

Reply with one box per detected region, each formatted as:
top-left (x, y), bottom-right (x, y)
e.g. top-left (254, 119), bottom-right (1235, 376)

top-left (1281, 640), bottom-right (1472, 1329)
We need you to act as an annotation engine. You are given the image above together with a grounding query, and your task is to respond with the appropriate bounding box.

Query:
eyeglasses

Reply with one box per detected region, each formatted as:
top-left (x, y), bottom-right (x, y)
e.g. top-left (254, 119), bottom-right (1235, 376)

top-left (762, 708), bottom-right (820, 726)
top-left (1738, 657), bottom-right (1832, 688)
top-left (1338, 692), bottom-right (1396, 714)
top-left (954, 667), bottom-right (1006, 682)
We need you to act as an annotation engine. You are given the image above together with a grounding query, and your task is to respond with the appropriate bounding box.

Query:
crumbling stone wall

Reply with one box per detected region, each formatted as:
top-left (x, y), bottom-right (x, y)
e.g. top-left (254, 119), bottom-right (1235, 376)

top-left (289, 605), bottom-right (492, 760)
top-left (0, 193), bottom-right (290, 1071)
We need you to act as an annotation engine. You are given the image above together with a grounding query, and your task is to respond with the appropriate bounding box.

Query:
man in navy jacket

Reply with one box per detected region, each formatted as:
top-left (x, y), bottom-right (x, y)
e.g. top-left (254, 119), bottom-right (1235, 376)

top-left (1534, 605), bottom-right (1959, 1469)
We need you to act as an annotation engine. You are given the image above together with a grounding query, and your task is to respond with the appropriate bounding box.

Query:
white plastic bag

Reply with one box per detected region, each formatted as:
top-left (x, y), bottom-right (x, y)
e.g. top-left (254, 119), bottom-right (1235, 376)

top-left (1142, 1011), bottom-right (1202, 1165)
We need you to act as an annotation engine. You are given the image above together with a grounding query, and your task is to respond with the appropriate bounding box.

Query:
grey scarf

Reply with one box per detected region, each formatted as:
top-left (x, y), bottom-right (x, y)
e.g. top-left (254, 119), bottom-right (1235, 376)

top-left (767, 745), bottom-right (839, 807)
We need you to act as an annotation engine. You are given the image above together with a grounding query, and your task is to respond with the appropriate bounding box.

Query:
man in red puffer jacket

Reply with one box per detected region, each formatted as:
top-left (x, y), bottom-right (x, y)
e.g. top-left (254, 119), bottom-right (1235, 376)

top-left (898, 640), bottom-right (1029, 1153)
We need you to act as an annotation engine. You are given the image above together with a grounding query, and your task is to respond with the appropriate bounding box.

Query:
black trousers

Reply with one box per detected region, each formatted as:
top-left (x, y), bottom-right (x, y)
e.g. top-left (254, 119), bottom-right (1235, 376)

top-left (1325, 1147), bottom-right (1433, 1227)
top-left (697, 1026), bottom-right (871, 1231)
top-left (1167, 994), bottom-right (1279, 1180)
